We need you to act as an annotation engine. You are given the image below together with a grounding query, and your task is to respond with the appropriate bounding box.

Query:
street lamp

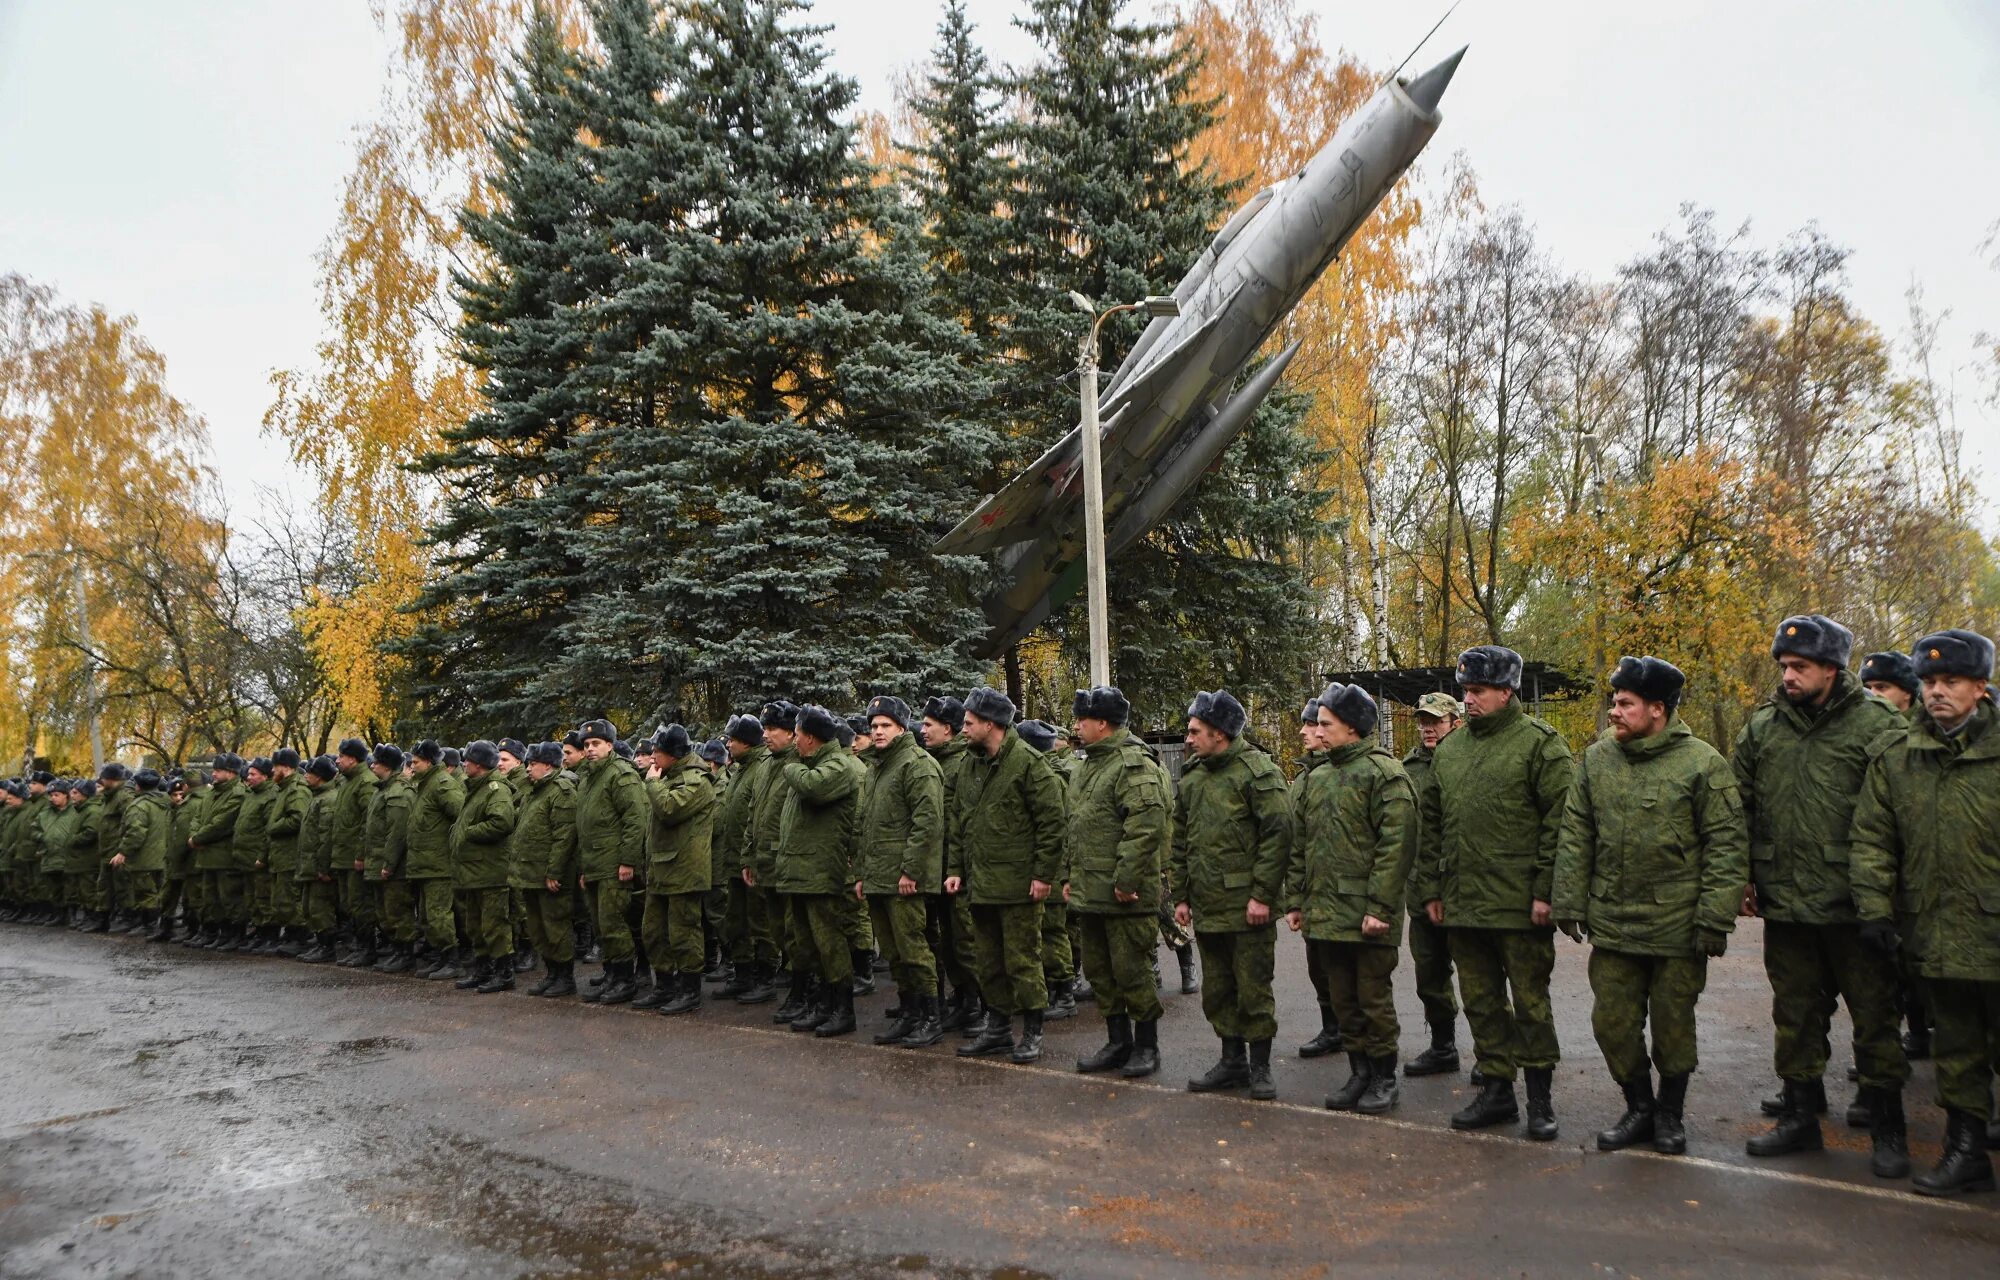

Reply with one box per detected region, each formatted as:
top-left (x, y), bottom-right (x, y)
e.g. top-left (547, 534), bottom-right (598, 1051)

top-left (1072, 291), bottom-right (1181, 686)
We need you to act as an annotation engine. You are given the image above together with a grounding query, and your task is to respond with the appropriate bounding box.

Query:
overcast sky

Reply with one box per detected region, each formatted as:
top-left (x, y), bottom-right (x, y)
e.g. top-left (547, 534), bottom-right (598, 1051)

top-left (3, 0), bottom-right (1997, 514)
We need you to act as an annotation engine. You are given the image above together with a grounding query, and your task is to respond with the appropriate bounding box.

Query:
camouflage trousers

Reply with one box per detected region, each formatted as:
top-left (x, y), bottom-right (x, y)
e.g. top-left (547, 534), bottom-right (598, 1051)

top-left (458, 887), bottom-right (512, 960)
top-left (340, 868), bottom-right (376, 931)
top-left (1407, 908), bottom-right (1459, 1033)
top-left (1040, 899), bottom-right (1074, 985)
top-left (521, 884), bottom-right (574, 962)
top-left (927, 892), bottom-right (980, 997)
top-left (1310, 938), bottom-right (1400, 1056)
top-left (869, 893), bottom-right (937, 997)
top-left (1075, 910), bottom-right (1162, 1023)
top-left (1927, 978), bottom-right (2000, 1119)
top-left (1762, 919), bottom-right (1908, 1088)
top-left (724, 876), bottom-right (779, 966)
top-left (970, 901), bottom-right (1046, 1015)
top-left (203, 870), bottom-right (247, 926)
top-left (1196, 926), bottom-right (1277, 1042)
top-left (1588, 947), bottom-right (1708, 1080)
top-left (1447, 926), bottom-right (1559, 1079)
top-left (585, 878), bottom-right (638, 964)
top-left (297, 877), bottom-right (338, 934)
top-left (413, 877), bottom-right (456, 952)
top-left (786, 893), bottom-right (855, 986)
top-left (641, 890), bottom-right (705, 974)
top-left (108, 868), bottom-right (162, 914)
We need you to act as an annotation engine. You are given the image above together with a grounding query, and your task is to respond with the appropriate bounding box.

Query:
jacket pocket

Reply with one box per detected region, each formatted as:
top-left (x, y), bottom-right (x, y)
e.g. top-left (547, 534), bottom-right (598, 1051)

top-left (1221, 869), bottom-right (1253, 890)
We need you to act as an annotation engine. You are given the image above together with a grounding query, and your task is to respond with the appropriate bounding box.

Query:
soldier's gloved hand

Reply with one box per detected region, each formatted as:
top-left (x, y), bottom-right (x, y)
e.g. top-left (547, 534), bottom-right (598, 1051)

top-left (1696, 927), bottom-right (1729, 957)
top-left (1555, 917), bottom-right (1584, 944)
top-left (1857, 919), bottom-right (1900, 958)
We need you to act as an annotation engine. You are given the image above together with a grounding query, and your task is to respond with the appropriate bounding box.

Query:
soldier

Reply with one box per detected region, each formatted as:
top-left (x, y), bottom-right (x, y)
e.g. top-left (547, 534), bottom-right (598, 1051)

top-left (776, 705), bottom-right (868, 1037)
top-left (1414, 646), bottom-right (1574, 1140)
top-left (1289, 698), bottom-right (1341, 1060)
top-left (636, 724), bottom-right (714, 1015)
top-left (399, 740), bottom-right (465, 976)
top-left (295, 756), bottom-right (342, 963)
top-left (920, 695), bottom-right (985, 1034)
top-left (1735, 615), bottom-right (1908, 1164)
top-left (331, 739), bottom-right (381, 967)
top-left (1860, 651), bottom-right (1919, 715)
top-left (513, 742), bottom-right (580, 997)
top-left (856, 694), bottom-right (947, 1047)
top-left (0, 782), bottom-right (22, 920)
top-left (698, 736), bottom-right (735, 988)
top-left (231, 758), bottom-right (276, 949)
top-left (1553, 657), bottom-right (1747, 1156)
top-left (1857, 649), bottom-right (1931, 1063)
top-left (41, 782), bottom-right (78, 928)
top-left (1172, 689), bottom-right (1293, 1100)
top-left (1287, 684), bottom-right (1417, 1114)
top-left (108, 768), bottom-right (171, 935)
top-left (190, 754), bottom-right (246, 950)
top-left (364, 744), bottom-right (416, 971)
top-left (266, 750), bottom-right (311, 955)
top-left (1402, 691), bottom-right (1466, 1078)
top-left (949, 688), bottom-right (1065, 1063)
top-left (92, 763), bottom-right (132, 933)
top-left (1017, 718), bottom-right (1080, 1020)
top-left (1068, 685), bottom-right (1172, 1078)
top-left (717, 714), bottom-right (780, 1004)
top-left (172, 770), bottom-right (212, 945)
top-left (828, 714), bottom-right (879, 997)
top-left (493, 737), bottom-right (536, 975)
top-left (574, 719), bottom-right (646, 1003)
top-left (1852, 630), bottom-right (2000, 1195)
top-left (750, 702), bottom-right (816, 1020)
top-left (450, 741), bottom-right (518, 993)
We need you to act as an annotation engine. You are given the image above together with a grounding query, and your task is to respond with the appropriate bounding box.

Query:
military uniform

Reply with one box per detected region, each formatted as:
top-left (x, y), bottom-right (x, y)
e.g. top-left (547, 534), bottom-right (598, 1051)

top-left (1414, 667), bottom-right (1573, 1138)
top-left (747, 742), bottom-right (798, 980)
top-left (717, 735), bottom-right (780, 996)
top-left (927, 731), bottom-right (984, 1024)
top-left (191, 771), bottom-right (246, 943)
top-left (451, 766), bottom-right (518, 984)
top-left (638, 750), bottom-right (715, 1009)
top-left (265, 770), bottom-right (309, 947)
top-left (405, 761), bottom-right (466, 958)
top-left (295, 769), bottom-right (341, 951)
top-left (236, 775), bottom-right (277, 939)
top-left (774, 733), bottom-right (868, 1034)
top-left (1401, 728), bottom-right (1461, 1072)
top-left (1068, 724), bottom-right (1171, 1074)
top-left (511, 759), bottom-right (579, 991)
top-left (363, 763), bottom-right (415, 969)
top-left (168, 782), bottom-right (207, 939)
top-left (857, 729), bottom-right (945, 1042)
top-left (93, 780), bottom-right (131, 928)
top-left (1851, 634), bottom-right (2000, 1193)
top-left (1554, 705), bottom-right (1747, 1154)
top-left (331, 756), bottom-right (379, 956)
top-left (1286, 731), bottom-right (1417, 1111)
top-left (1171, 729), bottom-right (1293, 1096)
top-left (1733, 664), bottom-right (1907, 1135)
top-left (113, 783), bottom-right (171, 925)
top-left (574, 749), bottom-right (647, 1001)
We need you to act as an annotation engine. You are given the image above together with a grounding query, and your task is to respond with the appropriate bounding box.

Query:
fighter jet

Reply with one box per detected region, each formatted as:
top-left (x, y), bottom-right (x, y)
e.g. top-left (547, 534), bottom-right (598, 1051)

top-left (936, 47), bottom-right (1465, 658)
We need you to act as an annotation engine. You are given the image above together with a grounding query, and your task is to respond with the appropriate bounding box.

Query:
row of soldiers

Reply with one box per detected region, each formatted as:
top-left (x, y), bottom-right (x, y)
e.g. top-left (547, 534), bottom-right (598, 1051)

top-left (3, 614), bottom-right (1997, 1195)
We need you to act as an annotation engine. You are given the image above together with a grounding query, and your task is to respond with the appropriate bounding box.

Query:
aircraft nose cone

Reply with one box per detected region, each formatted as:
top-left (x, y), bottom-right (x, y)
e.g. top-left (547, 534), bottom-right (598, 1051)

top-left (1404, 45), bottom-right (1464, 113)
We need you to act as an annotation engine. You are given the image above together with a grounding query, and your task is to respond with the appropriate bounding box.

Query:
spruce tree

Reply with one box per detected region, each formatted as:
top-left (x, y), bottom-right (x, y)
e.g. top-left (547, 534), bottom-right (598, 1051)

top-left (404, 4), bottom-right (607, 736)
top-left (999, 0), bottom-right (1325, 711)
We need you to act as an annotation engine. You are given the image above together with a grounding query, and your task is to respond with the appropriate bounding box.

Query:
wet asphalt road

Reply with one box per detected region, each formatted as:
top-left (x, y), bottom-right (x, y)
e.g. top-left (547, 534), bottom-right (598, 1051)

top-left (3, 920), bottom-right (1997, 1279)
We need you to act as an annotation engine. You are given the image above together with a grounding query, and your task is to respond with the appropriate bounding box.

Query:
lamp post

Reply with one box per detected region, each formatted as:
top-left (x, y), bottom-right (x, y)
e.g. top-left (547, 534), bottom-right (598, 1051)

top-left (1071, 291), bottom-right (1181, 687)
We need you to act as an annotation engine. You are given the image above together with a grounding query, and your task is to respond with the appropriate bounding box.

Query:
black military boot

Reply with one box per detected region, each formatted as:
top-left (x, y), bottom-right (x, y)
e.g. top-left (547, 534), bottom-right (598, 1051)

top-left (341, 929), bottom-right (379, 968)
top-left (791, 981), bottom-right (836, 1033)
top-left (718, 959), bottom-right (754, 1000)
top-left (543, 959), bottom-right (577, 998)
top-left (895, 995), bottom-right (946, 1048)
top-left (1045, 979), bottom-right (1077, 1021)
top-left (874, 996), bottom-right (922, 1045)
top-left (1868, 1086), bottom-right (1911, 1179)
top-left (773, 973), bottom-right (812, 1022)
top-left (377, 941), bottom-right (417, 975)
top-left (1404, 1022), bottom-right (1460, 1077)
top-left (1913, 1110), bottom-right (1997, 1196)
top-left (1653, 1073), bottom-right (1689, 1154)
top-left (1188, 1037), bottom-right (1249, 1092)
top-left (1760, 1076), bottom-right (1827, 1117)
top-left (938, 988), bottom-right (971, 1032)
top-left (956, 992), bottom-right (990, 1040)
top-left (108, 911), bottom-right (136, 935)
top-left (1524, 1067), bottom-right (1558, 1140)
top-left (815, 985), bottom-right (857, 1038)
top-left (1450, 1076), bottom-right (1520, 1130)
top-left (734, 961), bottom-right (776, 1004)
top-left (599, 960), bottom-right (639, 1004)
top-left (1071, 973), bottom-right (1095, 1004)
top-left (1176, 943), bottom-right (1199, 993)
top-left (83, 910), bottom-right (111, 934)
top-left (1596, 1075), bottom-right (1656, 1150)
top-left (1298, 1005), bottom-right (1343, 1058)
top-left (228, 924), bottom-right (259, 952)
top-left (1746, 1079), bottom-right (1825, 1156)
top-left (660, 971), bottom-right (703, 1016)
top-left (1846, 1091), bottom-right (1874, 1129)
top-left (633, 968), bottom-right (674, 1009)
top-left (455, 956), bottom-right (490, 991)
top-left (849, 950), bottom-right (876, 997)
top-left (298, 932), bottom-right (337, 964)
top-left (477, 954), bottom-right (516, 994)
top-left (1325, 1052), bottom-right (1373, 1111)
top-left (146, 913), bottom-right (175, 943)
top-left (1357, 1055), bottom-right (1400, 1114)
top-left (513, 944), bottom-right (536, 974)
top-left (1077, 1014), bottom-right (1133, 1073)
top-left (1010, 1009), bottom-right (1045, 1063)
top-left (1121, 1020), bottom-right (1160, 1078)
top-left (1246, 1039), bottom-right (1276, 1099)
top-left (277, 928), bottom-right (308, 958)
top-left (957, 1010), bottom-right (1015, 1057)
top-left (526, 958), bottom-right (560, 996)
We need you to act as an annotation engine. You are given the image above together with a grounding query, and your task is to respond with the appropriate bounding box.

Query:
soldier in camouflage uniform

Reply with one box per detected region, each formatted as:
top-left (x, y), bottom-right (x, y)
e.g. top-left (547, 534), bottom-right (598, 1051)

top-left (515, 741), bottom-right (580, 997)
top-left (92, 763), bottom-right (131, 933)
top-left (1553, 657), bottom-right (1747, 1157)
top-left (1402, 691), bottom-right (1464, 1078)
top-left (636, 725), bottom-right (714, 1015)
top-left (1852, 630), bottom-right (2000, 1195)
top-left (856, 695), bottom-right (947, 1047)
top-left (331, 739), bottom-right (380, 966)
top-left (295, 756), bottom-right (342, 962)
top-left (717, 714), bottom-right (780, 1003)
top-left (363, 744), bottom-right (415, 970)
top-left (1857, 649), bottom-right (1932, 1063)
top-left (1068, 686), bottom-right (1172, 1078)
top-left (109, 769), bottom-right (171, 935)
top-left (921, 695), bottom-right (986, 1032)
top-left (1289, 697), bottom-right (1342, 1060)
top-left (1414, 646), bottom-right (1574, 1141)
top-left (1173, 689), bottom-right (1293, 1101)
top-left (575, 718), bottom-right (647, 1005)
top-left (776, 705), bottom-right (869, 1038)
top-left (1287, 684), bottom-right (1415, 1115)
top-left (1017, 718), bottom-right (1079, 1020)
top-left (1734, 615), bottom-right (1907, 1161)
top-left (190, 755), bottom-right (246, 949)
top-left (450, 741), bottom-right (519, 993)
